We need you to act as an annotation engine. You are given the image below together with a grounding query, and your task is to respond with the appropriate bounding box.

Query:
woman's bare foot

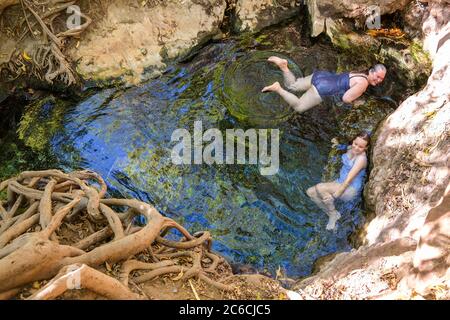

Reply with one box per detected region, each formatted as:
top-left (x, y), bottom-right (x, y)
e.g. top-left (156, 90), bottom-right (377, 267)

top-left (261, 81), bottom-right (281, 93)
top-left (268, 56), bottom-right (288, 71)
top-left (326, 211), bottom-right (341, 230)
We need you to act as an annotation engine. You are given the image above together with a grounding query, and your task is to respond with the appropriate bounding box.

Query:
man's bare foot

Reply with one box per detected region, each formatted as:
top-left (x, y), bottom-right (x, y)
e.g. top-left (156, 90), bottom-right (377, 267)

top-left (261, 81), bottom-right (281, 93)
top-left (268, 56), bottom-right (288, 71)
top-left (326, 211), bottom-right (341, 230)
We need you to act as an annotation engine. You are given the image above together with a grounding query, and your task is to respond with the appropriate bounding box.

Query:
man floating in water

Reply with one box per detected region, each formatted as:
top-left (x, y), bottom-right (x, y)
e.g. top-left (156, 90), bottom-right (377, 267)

top-left (261, 56), bottom-right (386, 113)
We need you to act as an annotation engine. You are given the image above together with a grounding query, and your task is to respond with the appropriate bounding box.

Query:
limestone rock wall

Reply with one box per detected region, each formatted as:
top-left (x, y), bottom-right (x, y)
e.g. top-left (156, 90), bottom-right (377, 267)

top-left (365, 0), bottom-right (450, 246)
top-left (307, 0), bottom-right (413, 37)
top-left (316, 0), bottom-right (413, 19)
top-left (293, 0), bottom-right (450, 299)
top-left (67, 0), bottom-right (305, 85)
top-left (68, 0), bottom-right (227, 85)
top-left (233, 0), bottom-right (301, 33)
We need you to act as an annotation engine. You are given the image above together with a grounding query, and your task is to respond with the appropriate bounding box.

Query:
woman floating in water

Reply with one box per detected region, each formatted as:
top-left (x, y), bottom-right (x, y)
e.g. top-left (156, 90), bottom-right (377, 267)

top-left (307, 131), bottom-right (370, 230)
top-left (261, 56), bottom-right (386, 113)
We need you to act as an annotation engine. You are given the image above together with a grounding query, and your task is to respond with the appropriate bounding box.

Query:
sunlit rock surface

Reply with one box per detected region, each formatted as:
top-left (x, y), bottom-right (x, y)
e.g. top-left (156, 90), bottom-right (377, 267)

top-left (233, 0), bottom-right (301, 33)
top-left (68, 0), bottom-right (226, 85)
top-left (294, 1), bottom-right (449, 299)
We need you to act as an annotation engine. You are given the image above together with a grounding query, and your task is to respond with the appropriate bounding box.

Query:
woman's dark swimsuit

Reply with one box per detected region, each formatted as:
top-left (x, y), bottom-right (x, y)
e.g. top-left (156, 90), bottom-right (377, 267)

top-left (311, 71), bottom-right (368, 100)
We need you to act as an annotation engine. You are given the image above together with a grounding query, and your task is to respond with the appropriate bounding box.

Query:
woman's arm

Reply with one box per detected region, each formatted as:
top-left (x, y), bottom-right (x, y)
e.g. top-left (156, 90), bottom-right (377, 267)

top-left (342, 81), bottom-right (368, 104)
top-left (333, 155), bottom-right (367, 198)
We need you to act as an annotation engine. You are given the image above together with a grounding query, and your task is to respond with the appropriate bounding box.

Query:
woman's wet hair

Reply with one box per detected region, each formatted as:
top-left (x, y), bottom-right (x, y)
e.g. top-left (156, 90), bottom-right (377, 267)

top-left (349, 131), bottom-right (371, 146)
top-left (369, 64), bottom-right (386, 74)
top-left (355, 63), bottom-right (386, 75)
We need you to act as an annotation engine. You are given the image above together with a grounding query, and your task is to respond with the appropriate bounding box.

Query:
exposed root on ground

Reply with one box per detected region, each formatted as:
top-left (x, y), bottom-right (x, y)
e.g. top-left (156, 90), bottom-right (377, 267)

top-left (0, 169), bottom-right (235, 299)
top-left (0, 0), bottom-right (92, 85)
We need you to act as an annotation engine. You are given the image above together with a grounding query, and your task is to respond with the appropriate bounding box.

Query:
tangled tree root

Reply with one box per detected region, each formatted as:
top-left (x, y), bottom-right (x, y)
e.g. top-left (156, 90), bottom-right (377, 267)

top-left (0, 169), bottom-right (234, 299)
top-left (0, 0), bottom-right (92, 85)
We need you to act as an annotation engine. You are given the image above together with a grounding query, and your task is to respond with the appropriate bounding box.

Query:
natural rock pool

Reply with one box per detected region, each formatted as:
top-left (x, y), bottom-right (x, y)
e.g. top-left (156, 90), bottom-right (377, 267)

top-left (7, 20), bottom-right (406, 278)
